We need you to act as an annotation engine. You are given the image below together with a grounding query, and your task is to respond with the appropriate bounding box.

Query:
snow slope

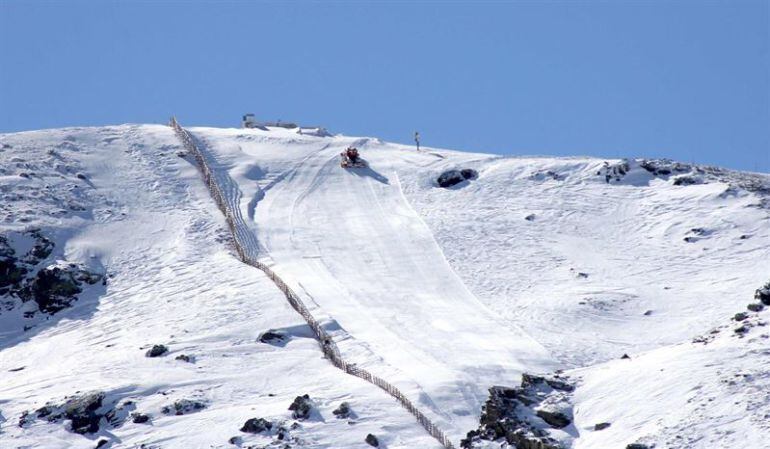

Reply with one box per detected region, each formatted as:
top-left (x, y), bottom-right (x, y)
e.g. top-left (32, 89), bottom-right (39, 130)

top-left (190, 125), bottom-right (770, 448)
top-left (1, 122), bottom-right (768, 449)
top-left (0, 125), bottom-right (443, 449)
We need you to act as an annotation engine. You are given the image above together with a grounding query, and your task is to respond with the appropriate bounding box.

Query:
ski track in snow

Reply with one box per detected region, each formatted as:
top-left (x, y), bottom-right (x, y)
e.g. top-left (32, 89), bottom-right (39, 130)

top-left (195, 128), bottom-right (556, 442)
top-left (1, 123), bottom-right (769, 449)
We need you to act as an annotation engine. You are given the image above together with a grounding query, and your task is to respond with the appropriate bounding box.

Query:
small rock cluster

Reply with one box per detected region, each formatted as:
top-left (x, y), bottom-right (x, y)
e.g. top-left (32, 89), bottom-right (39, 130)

top-left (599, 160), bottom-right (630, 183)
top-left (693, 280), bottom-right (770, 344)
top-left (437, 168), bottom-right (478, 188)
top-left (638, 159), bottom-right (691, 177)
top-left (161, 399), bottom-right (206, 416)
top-left (0, 229), bottom-right (102, 316)
top-left (19, 391), bottom-right (137, 436)
top-left (461, 373), bottom-right (575, 449)
top-left (529, 170), bottom-right (565, 182)
top-left (288, 394), bottom-right (313, 420)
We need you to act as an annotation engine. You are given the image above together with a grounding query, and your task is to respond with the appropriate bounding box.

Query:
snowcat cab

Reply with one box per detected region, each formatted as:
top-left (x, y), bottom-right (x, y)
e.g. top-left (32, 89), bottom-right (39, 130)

top-left (340, 147), bottom-right (366, 168)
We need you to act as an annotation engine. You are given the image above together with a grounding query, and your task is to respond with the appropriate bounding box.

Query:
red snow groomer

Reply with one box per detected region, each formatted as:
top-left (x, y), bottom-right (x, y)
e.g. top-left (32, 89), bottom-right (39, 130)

top-left (340, 147), bottom-right (366, 168)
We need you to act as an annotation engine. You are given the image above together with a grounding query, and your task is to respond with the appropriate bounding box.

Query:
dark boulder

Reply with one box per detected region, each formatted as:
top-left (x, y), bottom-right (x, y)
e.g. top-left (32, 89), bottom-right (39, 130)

top-left (365, 433), bottom-right (379, 447)
top-left (747, 303), bottom-right (764, 312)
top-left (30, 266), bottom-right (82, 313)
top-left (332, 402), bottom-right (351, 419)
top-left (594, 422), bottom-right (611, 431)
top-left (258, 330), bottom-right (287, 345)
top-left (536, 410), bottom-right (571, 429)
top-left (626, 444), bottom-right (650, 449)
top-left (145, 345), bottom-right (168, 358)
top-left (240, 417), bottom-right (272, 433)
top-left (437, 168), bottom-right (478, 188)
top-left (0, 257), bottom-right (26, 288)
top-left (96, 439), bottom-right (109, 448)
top-left (755, 282), bottom-right (770, 306)
top-left (131, 412), bottom-right (150, 424)
top-left (175, 354), bottom-right (194, 363)
top-left (734, 312), bottom-right (748, 321)
top-left (61, 392), bottom-right (105, 434)
top-left (288, 394), bottom-right (312, 420)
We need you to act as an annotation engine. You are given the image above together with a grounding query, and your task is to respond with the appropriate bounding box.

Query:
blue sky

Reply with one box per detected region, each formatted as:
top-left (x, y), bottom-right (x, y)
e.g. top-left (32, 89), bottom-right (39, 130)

top-left (1, 1), bottom-right (768, 172)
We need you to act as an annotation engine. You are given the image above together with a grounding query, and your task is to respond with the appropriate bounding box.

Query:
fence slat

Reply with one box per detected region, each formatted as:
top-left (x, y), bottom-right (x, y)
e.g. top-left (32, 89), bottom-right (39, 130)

top-left (169, 117), bottom-right (455, 449)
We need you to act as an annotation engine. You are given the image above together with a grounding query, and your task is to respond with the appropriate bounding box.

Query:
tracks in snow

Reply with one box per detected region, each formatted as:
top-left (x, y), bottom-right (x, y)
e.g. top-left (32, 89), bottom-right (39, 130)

top-left (169, 118), bottom-right (456, 449)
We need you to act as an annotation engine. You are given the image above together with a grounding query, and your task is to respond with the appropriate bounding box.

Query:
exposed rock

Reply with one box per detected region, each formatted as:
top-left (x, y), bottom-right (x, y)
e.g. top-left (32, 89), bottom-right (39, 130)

top-left (365, 433), bottom-right (379, 447)
top-left (521, 373), bottom-right (574, 392)
top-left (600, 160), bottom-right (630, 183)
top-left (1, 232), bottom-right (101, 316)
top-left (461, 374), bottom-right (573, 449)
top-left (621, 354), bottom-right (631, 360)
top-left (288, 394), bottom-right (312, 420)
top-left (673, 175), bottom-right (701, 186)
top-left (131, 412), bottom-right (150, 424)
top-left (28, 265), bottom-right (83, 313)
top-left (747, 303), bottom-right (764, 312)
top-left (734, 312), bottom-right (748, 321)
top-left (96, 439), bottom-right (109, 448)
top-left (175, 354), bottom-right (194, 363)
top-left (755, 282), bottom-right (770, 306)
top-left (332, 402), bottom-right (351, 419)
top-left (639, 159), bottom-right (691, 177)
top-left (28, 392), bottom-right (108, 435)
top-left (0, 256), bottom-right (26, 288)
top-left (594, 422), bottom-right (611, 431)
top-left (525, 214), bottom-right (536, 221)
top-left (626, 444), bottom-right (650, 449)
top-left (145, 344), bottom-right (169, 358)
top-left (536, 410), bottom-right (571, 428)
top-left (162, 399), bottom-right (206, 416)
top-left (460, 168), bottom-right (478, 180)
top-left (437, 168), bottom-right (477, 188)
top-left (529, 170), bottom-right (565, 181)
top-left (258, 330), bottom-right (287, 345)
top-left (240, 417), bottom-right (273, 433)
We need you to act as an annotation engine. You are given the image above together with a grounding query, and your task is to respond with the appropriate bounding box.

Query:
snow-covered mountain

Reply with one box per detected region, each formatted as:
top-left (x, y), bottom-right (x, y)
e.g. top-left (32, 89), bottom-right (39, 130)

top-left (0, 123), bottom-right (768, 449)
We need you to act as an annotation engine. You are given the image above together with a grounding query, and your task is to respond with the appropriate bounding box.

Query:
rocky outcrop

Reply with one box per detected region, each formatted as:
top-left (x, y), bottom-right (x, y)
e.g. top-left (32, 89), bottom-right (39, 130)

top-left (23, 391), bottom-right (116, 435)
top-left (0, 230), bottom-right (103, 316)
top-left (258, 329), bottom-right (287, 345)
top-left (288, 394), bottom-right (312, 420)
top-left (461, 373), bottom-right (575, 449)
top-left (437, 169), bottom-right (478, 188)
top-left (755, 282), bottom-right (770, 306)
top-left (145, 344), bottom-right (169, 358)
top-left (240, 417), bottom-right (273, 433)
top-left (162, 399), bottom-right (206, 416)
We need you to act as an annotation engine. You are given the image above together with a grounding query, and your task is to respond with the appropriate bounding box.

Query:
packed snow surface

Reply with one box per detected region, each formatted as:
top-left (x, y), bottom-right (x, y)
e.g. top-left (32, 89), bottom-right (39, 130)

top-left (1, 123), bottom-right (768, 449)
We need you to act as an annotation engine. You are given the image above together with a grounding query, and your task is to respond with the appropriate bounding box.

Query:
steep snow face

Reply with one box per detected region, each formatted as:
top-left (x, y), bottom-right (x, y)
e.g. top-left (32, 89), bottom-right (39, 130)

top-left (2, 123), bottom-right (768, 449)
top-left (0, 126), bottom-right (441, 449)
top-left (191, 127), bottom-right (557, 442)
top-left (190, 125), bottom-right (769, 449)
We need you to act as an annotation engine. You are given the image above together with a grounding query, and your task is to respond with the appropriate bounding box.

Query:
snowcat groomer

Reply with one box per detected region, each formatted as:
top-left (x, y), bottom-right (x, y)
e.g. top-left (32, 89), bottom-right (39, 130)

top-left (340, 147), bottom-right (366, 168)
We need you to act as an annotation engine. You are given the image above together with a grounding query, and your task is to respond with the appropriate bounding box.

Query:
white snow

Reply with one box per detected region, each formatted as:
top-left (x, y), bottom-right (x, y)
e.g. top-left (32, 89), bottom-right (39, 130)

top-left (1, 123), bottom-right (768, 448)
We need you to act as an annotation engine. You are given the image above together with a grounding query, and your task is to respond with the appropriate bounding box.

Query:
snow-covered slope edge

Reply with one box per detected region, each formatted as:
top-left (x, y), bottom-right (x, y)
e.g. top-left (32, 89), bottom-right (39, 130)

top-left (396, 155), bottom-right (770, 448)
top-left (0, 125), bottom-right (443, 449)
